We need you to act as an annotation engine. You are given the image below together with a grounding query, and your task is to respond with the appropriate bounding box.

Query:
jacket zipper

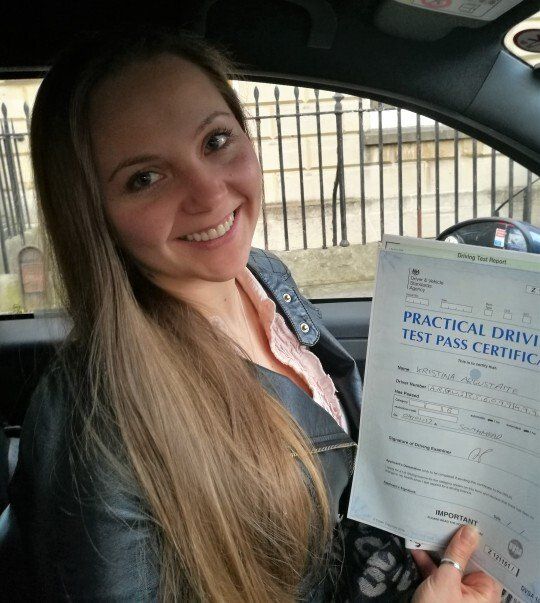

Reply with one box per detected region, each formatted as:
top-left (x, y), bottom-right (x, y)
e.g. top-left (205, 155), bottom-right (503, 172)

top-left (291, 441), bottom-right (356, 458)
top-left (313, 441), bottom-right (357, 454)
top-left (315, 441), bottom-right (358, 479)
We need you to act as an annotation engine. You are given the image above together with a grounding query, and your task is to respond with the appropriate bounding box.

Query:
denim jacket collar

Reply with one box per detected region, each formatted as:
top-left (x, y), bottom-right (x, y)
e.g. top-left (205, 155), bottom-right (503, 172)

top-left (247, 247), bottom-right (362, 443)
top-left (247, 247), bottom-right (321, 347)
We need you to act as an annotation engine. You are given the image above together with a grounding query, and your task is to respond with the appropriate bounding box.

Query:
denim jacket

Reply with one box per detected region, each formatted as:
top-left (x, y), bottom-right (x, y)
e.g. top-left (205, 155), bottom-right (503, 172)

top-left (8, 248), bottom-right (418, 601)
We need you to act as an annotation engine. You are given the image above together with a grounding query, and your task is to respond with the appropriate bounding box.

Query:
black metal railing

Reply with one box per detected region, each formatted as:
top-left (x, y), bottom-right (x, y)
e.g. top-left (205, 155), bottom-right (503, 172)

top-left (1, 91), bottom-right (539, 272)
top-left (0, 102), bottom-right (32, 273)
top-left (247, 86), bottom-right (540, 251)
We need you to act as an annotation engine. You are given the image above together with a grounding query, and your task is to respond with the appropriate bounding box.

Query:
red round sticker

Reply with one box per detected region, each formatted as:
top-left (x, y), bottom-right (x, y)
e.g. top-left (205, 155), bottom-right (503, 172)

top-left (421, 0), bottom-right (452, 8)
top-left (513, 30), bottom-right (540, 53)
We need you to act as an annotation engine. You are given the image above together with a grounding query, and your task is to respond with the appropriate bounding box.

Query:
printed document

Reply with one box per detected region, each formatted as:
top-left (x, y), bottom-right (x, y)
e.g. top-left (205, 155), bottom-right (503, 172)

top-left (348, 235), bottom-right (539, 603)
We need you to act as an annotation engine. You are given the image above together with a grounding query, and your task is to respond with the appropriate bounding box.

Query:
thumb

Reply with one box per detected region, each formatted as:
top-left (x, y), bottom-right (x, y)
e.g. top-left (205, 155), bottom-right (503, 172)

top-left (439, 525), bottom-right (479, 580)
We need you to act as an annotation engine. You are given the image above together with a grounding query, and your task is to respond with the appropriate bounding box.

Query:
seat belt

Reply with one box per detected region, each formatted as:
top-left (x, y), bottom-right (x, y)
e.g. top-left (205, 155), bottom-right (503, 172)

top-left (7, 438), bottom-right (19, 482)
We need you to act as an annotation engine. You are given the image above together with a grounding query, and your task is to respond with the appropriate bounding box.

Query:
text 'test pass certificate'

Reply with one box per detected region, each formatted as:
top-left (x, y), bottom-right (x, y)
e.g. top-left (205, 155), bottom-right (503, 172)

top-left (348, 235), bottom-right (539, 603)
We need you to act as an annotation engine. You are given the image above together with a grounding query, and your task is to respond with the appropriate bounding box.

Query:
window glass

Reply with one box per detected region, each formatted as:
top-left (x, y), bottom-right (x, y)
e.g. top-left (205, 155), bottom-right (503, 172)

top-left (233, 81), bottom-right (540, 299)
top-left (0, 78), bottom-right (539, 314)
top-left (445, 222), bottom-right (499, 247)
top-left (506, 226), bottom-right (528, 252)
top-left (0, 79), bottom-right (44, 314)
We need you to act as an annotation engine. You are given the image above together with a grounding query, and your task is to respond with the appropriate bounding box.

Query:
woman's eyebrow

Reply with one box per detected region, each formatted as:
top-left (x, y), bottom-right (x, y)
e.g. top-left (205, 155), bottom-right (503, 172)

top-left (195, 110), bottom-right (232, 135)
top-left (108, 154), bottom-right (161, 183)
top-left (108, 111), bottom-right (232, 183)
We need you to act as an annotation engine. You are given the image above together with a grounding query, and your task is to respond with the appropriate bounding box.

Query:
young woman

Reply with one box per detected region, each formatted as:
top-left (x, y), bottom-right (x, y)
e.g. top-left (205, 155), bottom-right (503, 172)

top-left (9, 27), bottom-right (502, 602)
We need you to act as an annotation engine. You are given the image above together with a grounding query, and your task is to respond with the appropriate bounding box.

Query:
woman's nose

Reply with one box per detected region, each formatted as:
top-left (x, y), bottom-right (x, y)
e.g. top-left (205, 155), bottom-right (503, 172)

top-left (180, 166), bottom-right (228, 214)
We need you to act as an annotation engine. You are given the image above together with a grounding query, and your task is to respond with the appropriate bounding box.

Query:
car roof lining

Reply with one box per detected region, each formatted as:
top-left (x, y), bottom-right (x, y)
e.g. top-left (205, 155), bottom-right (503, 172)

top-left (0, 0), bottom-right (539, 172)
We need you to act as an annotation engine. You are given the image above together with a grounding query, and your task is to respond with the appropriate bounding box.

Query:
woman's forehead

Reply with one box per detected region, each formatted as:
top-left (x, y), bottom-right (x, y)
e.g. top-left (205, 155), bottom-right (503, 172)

top-left (89, 54), bottom-right (226, 131)
top-left (87, 54), bottom-right (235, 176)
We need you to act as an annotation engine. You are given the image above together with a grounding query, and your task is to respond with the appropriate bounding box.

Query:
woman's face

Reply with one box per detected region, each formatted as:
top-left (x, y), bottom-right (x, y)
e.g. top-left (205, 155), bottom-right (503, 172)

top-left (90, 54), bottom-right (261, 290)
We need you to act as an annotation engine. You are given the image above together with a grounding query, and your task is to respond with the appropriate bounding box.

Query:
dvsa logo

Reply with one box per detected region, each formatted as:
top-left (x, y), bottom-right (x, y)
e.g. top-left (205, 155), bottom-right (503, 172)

top-left (508, 539), bottom-right (523, 559)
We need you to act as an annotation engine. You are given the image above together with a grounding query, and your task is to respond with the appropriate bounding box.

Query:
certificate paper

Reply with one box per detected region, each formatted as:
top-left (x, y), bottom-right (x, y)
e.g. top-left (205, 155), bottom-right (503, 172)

top-left (348, 235), bottom-right (539, 603)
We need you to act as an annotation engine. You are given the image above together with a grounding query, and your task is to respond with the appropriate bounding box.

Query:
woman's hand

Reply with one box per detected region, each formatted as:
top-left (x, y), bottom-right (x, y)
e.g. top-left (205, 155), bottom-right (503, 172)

top-left (411, 525), bottom-right (502, 603)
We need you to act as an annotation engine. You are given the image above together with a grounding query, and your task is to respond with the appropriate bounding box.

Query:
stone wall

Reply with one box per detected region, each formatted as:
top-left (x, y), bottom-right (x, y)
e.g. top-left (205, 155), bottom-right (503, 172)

top-left (272, 243), bottom-right (379, 299)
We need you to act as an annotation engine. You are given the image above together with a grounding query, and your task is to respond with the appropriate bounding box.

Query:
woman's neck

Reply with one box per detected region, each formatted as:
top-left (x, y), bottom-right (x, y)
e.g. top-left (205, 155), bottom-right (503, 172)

top-left (156, 271), bottom-right (248, 330)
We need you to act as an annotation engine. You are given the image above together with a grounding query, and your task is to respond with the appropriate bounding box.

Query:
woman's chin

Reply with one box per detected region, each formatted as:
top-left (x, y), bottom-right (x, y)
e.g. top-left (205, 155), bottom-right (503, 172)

top-left (199, 259), bottom-right (250, 282)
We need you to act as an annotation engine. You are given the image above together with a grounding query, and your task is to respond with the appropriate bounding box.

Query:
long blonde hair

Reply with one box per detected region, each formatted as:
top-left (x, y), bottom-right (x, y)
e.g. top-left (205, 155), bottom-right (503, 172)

top-left (30, 27), bottom-right (332, 601)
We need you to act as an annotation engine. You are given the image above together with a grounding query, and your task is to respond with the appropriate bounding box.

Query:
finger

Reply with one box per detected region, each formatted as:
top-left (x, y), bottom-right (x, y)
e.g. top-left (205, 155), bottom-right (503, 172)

top-left (440, 525), bottom-right (479, 580)
top-left (463, 571), bottom-right (503, 600)
top-left (411, 549), bottom-right (438, 579)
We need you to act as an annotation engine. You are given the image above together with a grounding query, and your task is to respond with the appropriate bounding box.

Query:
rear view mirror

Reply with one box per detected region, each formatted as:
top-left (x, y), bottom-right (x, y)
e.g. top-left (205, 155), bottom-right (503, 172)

top-left (437, 218), bottom-right (540, 254)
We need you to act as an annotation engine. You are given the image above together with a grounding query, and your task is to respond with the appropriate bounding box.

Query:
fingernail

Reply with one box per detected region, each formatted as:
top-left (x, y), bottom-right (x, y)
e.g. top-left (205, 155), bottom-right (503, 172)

top-left (460, 525), bottom-right (479, 545)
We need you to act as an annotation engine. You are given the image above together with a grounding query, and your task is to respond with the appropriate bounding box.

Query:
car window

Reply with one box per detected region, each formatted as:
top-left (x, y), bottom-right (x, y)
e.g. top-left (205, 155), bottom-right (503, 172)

top-left (234, 80), bottom-right (539, 299)
top-left (0, 78), bottom-right (538, 314)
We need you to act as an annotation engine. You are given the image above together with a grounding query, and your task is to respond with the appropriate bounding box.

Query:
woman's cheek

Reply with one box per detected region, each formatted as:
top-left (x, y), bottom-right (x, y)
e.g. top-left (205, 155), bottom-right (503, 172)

top-left (230, 145), bottom-right (262, 199)
top-left (107, 201), bottom-right (173, 251)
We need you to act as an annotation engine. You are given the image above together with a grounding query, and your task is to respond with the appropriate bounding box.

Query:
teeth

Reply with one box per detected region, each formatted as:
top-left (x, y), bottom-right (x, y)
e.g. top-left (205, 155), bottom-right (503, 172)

top-left (181, 211), bottom-right (235, 242)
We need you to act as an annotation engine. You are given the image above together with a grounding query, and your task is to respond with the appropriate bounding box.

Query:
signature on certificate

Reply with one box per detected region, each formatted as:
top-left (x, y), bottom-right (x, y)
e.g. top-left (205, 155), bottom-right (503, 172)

top-left (467, 447), bottom-right (493, 463)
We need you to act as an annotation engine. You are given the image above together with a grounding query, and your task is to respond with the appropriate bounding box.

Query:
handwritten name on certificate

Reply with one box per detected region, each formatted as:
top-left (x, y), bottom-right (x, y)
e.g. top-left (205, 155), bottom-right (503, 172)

top-left (348, 235), bottom-right (539, 603)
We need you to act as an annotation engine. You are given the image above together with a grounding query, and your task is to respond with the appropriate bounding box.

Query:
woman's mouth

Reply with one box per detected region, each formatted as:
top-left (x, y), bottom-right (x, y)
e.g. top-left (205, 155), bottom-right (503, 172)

top-left (177, 209), bottom-right (239, 244)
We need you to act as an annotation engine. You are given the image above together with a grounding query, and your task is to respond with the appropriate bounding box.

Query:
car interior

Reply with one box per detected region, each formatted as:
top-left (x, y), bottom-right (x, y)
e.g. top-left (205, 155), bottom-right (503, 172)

top-left (1, 0), bottom-right (540, 596)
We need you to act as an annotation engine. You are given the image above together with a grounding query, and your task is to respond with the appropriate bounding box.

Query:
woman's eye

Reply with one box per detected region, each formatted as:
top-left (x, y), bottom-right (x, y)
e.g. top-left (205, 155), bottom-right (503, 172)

top-left (127, 171), bottom-right (161, 192)
top-left (205, 129), bottom-right (233, 153)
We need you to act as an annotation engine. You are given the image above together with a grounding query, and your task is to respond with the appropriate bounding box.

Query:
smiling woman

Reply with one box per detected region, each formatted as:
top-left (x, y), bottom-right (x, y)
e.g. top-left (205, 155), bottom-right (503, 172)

top-left (10, 27), bottom-right (342, 602)
top-left (7, 25), bottom-right (501, 603)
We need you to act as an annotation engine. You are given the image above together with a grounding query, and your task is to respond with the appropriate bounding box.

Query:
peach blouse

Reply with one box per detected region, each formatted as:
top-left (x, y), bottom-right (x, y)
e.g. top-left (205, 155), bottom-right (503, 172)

top-left (210, 267), bottom-right (349, 433)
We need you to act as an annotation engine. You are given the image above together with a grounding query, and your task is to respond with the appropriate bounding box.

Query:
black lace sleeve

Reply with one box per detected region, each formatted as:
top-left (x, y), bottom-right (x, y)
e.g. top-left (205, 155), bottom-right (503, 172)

top-left (330, 518), bottom-right (421, 602)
